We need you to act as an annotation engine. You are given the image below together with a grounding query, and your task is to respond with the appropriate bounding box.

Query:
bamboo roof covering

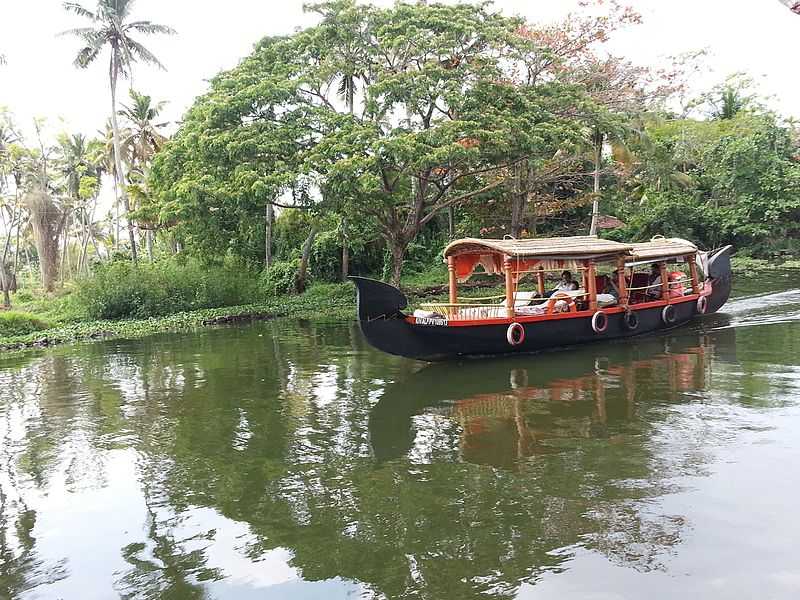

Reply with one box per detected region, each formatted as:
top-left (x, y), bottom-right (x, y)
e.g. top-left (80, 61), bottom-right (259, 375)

top-left (629, 238), bottom-right (697, 260)
top-left (443, 236), bottom-right (634, 259)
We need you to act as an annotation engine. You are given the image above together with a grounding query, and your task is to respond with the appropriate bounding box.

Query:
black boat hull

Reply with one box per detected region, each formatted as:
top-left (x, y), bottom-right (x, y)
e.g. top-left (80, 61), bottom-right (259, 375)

top-left (351, 245), bottom-right (733, 362)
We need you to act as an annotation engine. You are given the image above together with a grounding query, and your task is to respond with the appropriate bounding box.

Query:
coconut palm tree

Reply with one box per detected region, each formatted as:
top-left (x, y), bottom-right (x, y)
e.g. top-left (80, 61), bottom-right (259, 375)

top-left (97, 119), bottom-right (131, 251)
top-left (120, 90), bottom-right (168, 260)
top-left (60, 0), bottom-right (175, 263)
top-left (120, 89), bottom-right (168, 174)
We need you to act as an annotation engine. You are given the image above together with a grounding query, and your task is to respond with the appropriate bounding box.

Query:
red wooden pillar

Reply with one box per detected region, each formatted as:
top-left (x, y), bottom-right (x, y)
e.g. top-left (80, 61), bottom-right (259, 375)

top-left (660, 262), bottom-right (669, 302)
top-left (587, 262), bottom-right (598, 312)
top-left (537, 267), bottom-right (545, 296)
top-left (689, 255), bottom-right (699, 295)
top-left (617, 255), bottom-right (628, 306)
top-left (447, 255), bottom-right (457, 305)
top-left (504, 256), bottom-right (515, 319)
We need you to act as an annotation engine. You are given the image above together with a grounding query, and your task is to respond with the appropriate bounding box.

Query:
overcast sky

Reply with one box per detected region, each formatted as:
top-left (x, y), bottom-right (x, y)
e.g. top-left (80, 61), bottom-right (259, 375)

top-left (0, 0), bottom-right (797, 142)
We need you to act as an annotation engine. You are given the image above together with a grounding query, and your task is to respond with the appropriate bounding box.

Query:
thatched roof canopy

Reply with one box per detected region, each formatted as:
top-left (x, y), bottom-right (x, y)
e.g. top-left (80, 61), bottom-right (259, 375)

top-left (443, 236), bottom-right (633, 259)
top-left (629, 238), bottom-right (697, 260)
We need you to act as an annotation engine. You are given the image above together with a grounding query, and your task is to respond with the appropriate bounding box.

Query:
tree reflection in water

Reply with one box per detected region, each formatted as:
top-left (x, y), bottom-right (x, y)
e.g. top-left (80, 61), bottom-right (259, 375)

top-left (0, 319), bottom-right (778, 600)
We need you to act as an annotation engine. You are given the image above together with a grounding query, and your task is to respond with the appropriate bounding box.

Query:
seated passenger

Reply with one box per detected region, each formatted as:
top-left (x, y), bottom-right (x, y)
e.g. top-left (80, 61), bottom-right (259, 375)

top-left (546, 270), bottom-right (579, 296)
top-left (605, 270), bottom-right (621, 301)
top-left (668, 271), bottom-right (685, 298)
top-left (647, 263), bottom-right (662, 300)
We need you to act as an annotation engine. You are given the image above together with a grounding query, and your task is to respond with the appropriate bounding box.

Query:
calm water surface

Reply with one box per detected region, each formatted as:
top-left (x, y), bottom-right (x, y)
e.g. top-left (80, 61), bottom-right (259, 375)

top-left (1, 272), bottom-right (799, 599)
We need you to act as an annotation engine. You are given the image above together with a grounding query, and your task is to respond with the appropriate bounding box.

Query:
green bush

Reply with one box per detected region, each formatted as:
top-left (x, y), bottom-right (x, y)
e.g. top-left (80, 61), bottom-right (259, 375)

top-left (311, 229), bottom-right (342, 282)
top-left (13, 289), bottom-right (34, 303)
top-left (75, 258), bottom-right (260, 320)
top-left (259, 259), bottom-right (299, 296)
top-left (0, 311), bottom-right (52, 337)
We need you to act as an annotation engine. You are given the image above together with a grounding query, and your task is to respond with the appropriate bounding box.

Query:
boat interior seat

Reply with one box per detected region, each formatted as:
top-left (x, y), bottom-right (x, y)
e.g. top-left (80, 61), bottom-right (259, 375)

top-left (503, 291), bottom-right (539, 308)
top-left (597, 293), bottom-right (617, 307)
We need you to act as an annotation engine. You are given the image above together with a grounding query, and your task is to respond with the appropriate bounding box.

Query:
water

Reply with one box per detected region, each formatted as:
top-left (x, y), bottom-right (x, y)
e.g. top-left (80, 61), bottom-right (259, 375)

top-left (1, 272), bottom-right (799, 600)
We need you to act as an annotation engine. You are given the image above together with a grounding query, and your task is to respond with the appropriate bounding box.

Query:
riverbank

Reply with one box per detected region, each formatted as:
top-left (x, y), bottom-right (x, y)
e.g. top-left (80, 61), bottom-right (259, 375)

top-left (2, 256), bottom-right (798, 354)
top-left (0, 284), bottom-right (355, 353)
top-left (0, 280), bottom-right (468, 354)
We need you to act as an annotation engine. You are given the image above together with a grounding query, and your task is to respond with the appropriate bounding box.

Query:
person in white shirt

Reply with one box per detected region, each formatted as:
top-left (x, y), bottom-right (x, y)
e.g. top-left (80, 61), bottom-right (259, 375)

top-left (555, 270), bottom-right (578, 293)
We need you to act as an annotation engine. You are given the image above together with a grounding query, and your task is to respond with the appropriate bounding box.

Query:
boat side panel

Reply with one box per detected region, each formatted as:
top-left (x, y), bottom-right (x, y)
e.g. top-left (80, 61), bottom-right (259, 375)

top-left (359, 301), bottom-right (698, 361)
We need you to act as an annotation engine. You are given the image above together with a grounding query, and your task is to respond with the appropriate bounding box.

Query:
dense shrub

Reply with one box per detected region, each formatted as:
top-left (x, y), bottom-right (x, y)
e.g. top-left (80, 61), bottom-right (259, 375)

top-left (0, 311), bottom-right (52, 337)
top-left (259, 259), bottom-right (300, 296)
top-left (310, 230), bottom-right (342, 282)
top-left (75, 258), bottom-right (260, 320)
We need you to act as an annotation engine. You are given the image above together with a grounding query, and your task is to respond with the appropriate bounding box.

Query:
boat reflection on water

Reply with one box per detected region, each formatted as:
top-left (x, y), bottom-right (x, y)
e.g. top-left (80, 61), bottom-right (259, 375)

top-left (370, 325), bottom-right (736, 468)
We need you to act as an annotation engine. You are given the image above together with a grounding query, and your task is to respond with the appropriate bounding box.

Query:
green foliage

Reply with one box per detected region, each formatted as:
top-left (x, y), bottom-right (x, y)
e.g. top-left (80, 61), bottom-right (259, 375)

top-left (613, 110), bottom-right (800, 253)
top-left (149, 1), bottom-right (597, 283)
top-left (259, 259), bottom-right (300, 297)
top-left (0, 311), bottom-right (52, 337)
top-left (310, 230), bottom-right (342, 282)
top-left (74, 258), bottom-right (259, 320)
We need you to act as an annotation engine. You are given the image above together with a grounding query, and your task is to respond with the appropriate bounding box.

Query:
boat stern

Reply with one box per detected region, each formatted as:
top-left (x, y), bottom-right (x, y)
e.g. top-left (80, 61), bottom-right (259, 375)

top-left (707, 245), bottom-right (733, 313)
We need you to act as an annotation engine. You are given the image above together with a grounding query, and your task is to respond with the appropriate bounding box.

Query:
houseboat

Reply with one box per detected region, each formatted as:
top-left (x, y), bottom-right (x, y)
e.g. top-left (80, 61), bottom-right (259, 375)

top-left (351, 236), bottom-right (732, 361)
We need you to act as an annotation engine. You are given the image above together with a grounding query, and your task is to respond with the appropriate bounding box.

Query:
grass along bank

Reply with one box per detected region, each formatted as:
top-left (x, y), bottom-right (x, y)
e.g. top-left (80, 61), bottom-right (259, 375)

top-left (0, 283), bottom-right (356, 353)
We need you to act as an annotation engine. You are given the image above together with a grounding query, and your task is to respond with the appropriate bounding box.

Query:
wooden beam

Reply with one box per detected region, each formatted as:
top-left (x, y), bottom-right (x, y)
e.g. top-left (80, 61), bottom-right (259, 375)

top-left (537, 267), bottom-right (545, 296)
top-left (689, 254), bottom-right (699, 295)
top-left (617, 255), bottom-right (628, 307)
top-left (504, 257), bottom-right (515, 319)
top-left (447, 255), bottom-right (458, 305)
top-left (587, 261), bottom-right (597, 312)
top-left (660, 262), bottom-right (669, 302)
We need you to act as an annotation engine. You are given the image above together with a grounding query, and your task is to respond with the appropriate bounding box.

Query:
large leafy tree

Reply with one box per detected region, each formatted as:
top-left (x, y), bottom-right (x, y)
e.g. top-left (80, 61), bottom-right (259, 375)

top-left (60, 0), bottom-right (175, 263)
top-left (151, 1), bottom-right (595, 285)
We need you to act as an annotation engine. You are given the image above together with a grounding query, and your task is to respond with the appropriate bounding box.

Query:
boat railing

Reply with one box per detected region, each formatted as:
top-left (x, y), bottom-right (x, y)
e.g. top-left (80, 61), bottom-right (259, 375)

top-left (419, 299), bottom-right (507, 321)
top-left (419, 290), bottom-right (592, 321)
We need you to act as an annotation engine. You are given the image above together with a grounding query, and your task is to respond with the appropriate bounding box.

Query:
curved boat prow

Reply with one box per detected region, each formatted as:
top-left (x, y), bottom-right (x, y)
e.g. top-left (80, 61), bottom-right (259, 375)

top-left (707, 245), bottom-right (733, 313)
top-left (349, 276), bottom-right (408, 321)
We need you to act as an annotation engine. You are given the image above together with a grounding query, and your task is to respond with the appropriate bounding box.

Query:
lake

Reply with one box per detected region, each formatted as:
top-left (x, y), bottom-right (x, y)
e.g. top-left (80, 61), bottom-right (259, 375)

top-left (1, 272), bottom-right (799, 599)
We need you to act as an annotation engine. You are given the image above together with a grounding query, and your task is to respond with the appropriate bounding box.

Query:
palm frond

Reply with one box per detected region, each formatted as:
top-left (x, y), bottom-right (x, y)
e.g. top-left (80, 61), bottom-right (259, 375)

top-left (57, 26), bottom-right (98, 39)
top-left (126, 38), bottom-right (166, 70)
top-left (62, 2), bottom-right (98, 21)
top-left (125, 21), bottom-right (177, 36)
top-left (115, 0), bottom-right (136, 21)
top-left (73, 45), bottom-right (101, 68)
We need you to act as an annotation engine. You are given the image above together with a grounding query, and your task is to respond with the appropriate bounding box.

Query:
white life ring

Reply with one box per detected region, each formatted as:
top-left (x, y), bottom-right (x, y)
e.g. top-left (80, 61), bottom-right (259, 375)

top-left (591, 310), bottom-right (608, 333)
top-left (697, 295), bottom-right (708, 314)
top-left (507, 322), bottom-right (525, 346)
top-left (662, 304), bottom-right (676, 325)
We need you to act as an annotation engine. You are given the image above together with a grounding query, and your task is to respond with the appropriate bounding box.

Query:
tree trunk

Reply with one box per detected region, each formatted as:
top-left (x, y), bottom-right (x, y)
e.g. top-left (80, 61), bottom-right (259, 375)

top-left (447, 207), bottom-right (455, 239)
top-left (109, 54), bottom-right (137, 262)
top-left (388, 237), bottom-right (408, 288)
top-left (60, 211), bottom-right (71, 283)
top-left (510, 159), bottom-right (529, 238)
top-left (146, 230), bottom-right (154, 261)
top-left (341, 217), bottom-right (349, 281)
top-left (26, 189), bottom-right (62, 292)
top-left (113, 175), bottom-right (120, 252)
top-left (589, 129), bottom-right (603, 236)
top-left (265, 202), bottom-right (273, 268)
top-left (1, 205), bottom-right (15, 306)
top-left (294, 224), bottom-right (318, 294)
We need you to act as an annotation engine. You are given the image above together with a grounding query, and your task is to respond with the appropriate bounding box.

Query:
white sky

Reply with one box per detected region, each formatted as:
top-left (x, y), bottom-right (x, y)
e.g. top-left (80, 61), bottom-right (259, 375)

top-left (0, 0), bottom-right (797, 144)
